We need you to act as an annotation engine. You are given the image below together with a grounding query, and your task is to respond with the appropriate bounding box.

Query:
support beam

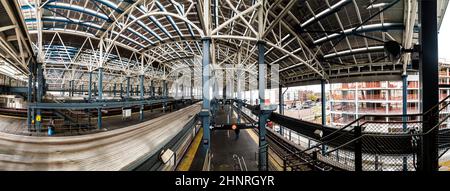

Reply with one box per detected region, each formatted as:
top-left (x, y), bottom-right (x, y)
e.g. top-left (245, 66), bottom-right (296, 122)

top-left (120, 83), bottom-right (123, 98)
top-left (191, 68), bottom-right (194, 99)
top-left (97, 68), bottom-right (103, 129)
top-left (126, 76), bottom-right (131, 99)
top-left (279, 84), bottom-right (284, 136)
top-left (321, 79), bottom-right (327, 154)
top-left (70, 80), bottom-right (74, 97)
top-left (402, 74), bottom-right (408, 171)
top-left (418, 0), bottom-right (439, 172)
top-left (163, 80), bottom-right (167, 112)
top-left (113, 83), bottom-right (117, 97)
top-left (139, 75), bottom-right (144, 121)
top-left (237, 64), bottom-right (242, 124)
top-left (279, 84), bottom-right (284, 115)
top-left (27, 63), bottom-right (33, 131)
top-left (36, 63), bottom-right (43, 132)
top-left (88, 71), bottom-right (92, 126)
top-left (257, 40), bottom-right (268, 171)
top-left (200, 37), bottom-right (211, 151)
top-left (321, 80), bottom-right (326, 126)
top-left (151, 80), bottom-right (155, 97)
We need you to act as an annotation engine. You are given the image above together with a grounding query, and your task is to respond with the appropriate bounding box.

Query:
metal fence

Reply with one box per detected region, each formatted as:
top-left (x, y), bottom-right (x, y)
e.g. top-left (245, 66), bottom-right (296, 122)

top-left (283, 95), bottom-right (450, 171)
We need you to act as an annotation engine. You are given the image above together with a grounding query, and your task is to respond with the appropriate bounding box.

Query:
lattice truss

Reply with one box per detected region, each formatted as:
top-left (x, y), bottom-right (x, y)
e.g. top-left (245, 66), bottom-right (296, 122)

top-left (10, 0), bottom-right (448, 89)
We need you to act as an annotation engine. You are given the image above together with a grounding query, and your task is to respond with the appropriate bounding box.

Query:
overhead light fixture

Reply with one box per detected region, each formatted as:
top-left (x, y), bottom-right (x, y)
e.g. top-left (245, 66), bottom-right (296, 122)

top-left (366, 3), bottom-right (389, 10)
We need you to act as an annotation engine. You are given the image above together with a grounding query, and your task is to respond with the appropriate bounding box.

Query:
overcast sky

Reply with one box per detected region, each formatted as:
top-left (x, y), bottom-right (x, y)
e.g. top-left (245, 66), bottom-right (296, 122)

top-left (440, 10), bottom-right (450, 60)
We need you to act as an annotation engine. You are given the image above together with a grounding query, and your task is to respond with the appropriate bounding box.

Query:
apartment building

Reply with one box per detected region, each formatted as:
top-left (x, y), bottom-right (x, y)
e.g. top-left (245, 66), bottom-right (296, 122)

top-left (329, 61), bottom-right (450, 128)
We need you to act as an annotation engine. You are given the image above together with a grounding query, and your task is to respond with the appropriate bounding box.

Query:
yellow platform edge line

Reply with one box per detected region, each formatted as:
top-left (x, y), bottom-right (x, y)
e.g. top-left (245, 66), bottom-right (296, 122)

top-left (439, 160), bottom-right (450, 167)
top-left (247, 129), bottom-right (259, 144)
top-left (176, 128), bottom-right (203, 171)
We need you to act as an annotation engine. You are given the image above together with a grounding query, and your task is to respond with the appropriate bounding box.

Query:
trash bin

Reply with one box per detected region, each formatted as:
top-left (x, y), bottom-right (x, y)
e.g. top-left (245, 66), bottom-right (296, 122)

top-left (48, 126), bottom-right (54, 136)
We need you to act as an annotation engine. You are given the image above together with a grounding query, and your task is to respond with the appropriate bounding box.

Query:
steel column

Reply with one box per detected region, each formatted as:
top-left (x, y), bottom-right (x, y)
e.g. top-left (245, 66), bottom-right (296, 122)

top-left (402, 74), bottom-right (408, 171)
top-left (191, 68), bottom-right (194, 99)
top-left (279, 84), bottom-right (284, 136)
top-left (140, 75), bottom-right (144, 121)
top-left (36, 63), bottom-right (43, 132)
top-left (113, 83), bottom-right (117, 97)
top-left (237, 65), bottom-right (242, 124)
top-left (126, 76), bottom-right (131, 99)
top-left (321, 79), bottom-right (327, 154)
top-left (70, 80), bottom-right (74, 97)
top-left (88, 71), bottom-right (92, 126)
top-left (27, 63), bottom-right (33, 131)
top-left (151, 80), bottom-right (155, 97)
top-left (97, 68), bottom-right (103, 129)
top-left (257, 40), bottom-right (268, 171)
top-left (200, 38), bottom-right (211, 151)
top-left (418, 0), bottom-right (439, 172)
top-left (120, 83), bottom-right (123, 98)
top-left (321, 80), bottom-right (326, 125)
top-left (279, 84), bottom-right (284, 115)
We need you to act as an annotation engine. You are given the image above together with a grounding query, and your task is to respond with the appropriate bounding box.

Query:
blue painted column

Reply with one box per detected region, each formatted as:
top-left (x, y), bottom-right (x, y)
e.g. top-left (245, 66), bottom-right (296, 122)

top-left (88, 72), bottom-right (92, 126)
top-left (200, 37), bottom-right (211, 151)
top-left (151, 80), bottom-right (155, 97)
top-left (402, 74), bottom-right (408, 171)
top-left (163, 80), bottom-right (167, 112)
top-left (321, 79), bottom-right (327, 154)
top-left (68, 80), bottom-right (72, 97)
top-left (120, 83), bottom-right (123, 98)
top-left (257, 40), bottom-right (268, 171)
top-left (139, 75), bottom-right (145, 121)
top-left (191, 68), bottom-right (194, 100)
top-left (136, 85), bottom-right (139, 97)
top-left (27, 63), bottom-right (33, 131)
top-left (70, 80), bottom-right (75, 97)
top-left (36, 63), bottom-right (43, 132)
top-left (279, 84), bottom-right (284, 136)
top-left (126, 76), bottom-right (131, 99)
top-left (97, 68), bottom-right (103, 129)
top-left (113, 83), bottom-right (117, 97)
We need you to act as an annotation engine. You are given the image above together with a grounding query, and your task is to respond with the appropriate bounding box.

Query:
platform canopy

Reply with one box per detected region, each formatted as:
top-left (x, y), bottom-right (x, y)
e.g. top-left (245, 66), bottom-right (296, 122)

top-left (0, 0), bottom-right (448, 88)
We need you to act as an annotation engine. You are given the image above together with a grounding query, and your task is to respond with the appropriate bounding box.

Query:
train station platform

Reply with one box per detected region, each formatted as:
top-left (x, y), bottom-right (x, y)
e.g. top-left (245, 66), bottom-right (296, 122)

top-left (187, 105), bottom-right (259, 171)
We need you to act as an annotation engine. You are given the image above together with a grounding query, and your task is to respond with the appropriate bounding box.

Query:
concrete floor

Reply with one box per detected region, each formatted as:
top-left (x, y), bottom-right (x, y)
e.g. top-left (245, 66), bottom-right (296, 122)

top-left (209, 105), bottom-right (259, 171)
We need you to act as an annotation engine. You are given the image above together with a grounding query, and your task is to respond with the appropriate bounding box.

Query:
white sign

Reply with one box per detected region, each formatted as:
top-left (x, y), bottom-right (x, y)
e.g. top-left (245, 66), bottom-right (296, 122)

top-left (122, 109), bottom-right (131, 118)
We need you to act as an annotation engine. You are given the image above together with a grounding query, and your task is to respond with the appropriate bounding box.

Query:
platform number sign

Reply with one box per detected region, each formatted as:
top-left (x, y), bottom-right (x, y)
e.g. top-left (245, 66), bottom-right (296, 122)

top-left (36, 115), bottom-right (41, 122)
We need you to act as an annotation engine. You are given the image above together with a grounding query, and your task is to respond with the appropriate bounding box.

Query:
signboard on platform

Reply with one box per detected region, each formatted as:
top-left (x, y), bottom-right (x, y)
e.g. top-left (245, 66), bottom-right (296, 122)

top-left (122, 109), bottom-right (131, 120)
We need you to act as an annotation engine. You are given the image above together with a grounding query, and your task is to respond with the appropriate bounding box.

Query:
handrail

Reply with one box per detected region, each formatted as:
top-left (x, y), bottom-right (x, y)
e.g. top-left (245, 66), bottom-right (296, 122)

top-left (282, 94), bottom-right (450, 161)
top-left (324, 113), bottom-right (450, 155)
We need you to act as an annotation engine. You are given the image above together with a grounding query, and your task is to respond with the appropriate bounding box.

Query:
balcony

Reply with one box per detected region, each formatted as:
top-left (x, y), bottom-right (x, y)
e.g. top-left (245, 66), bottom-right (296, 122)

top-left (358, 95), bottom-right (385, 101)
top-left (358, 108), bottom-right (387, 114)
top-left (359, 82), bottom-right (382, 89)
top-left (408, 82), bottom-right (419, 88)
top-left (331, 94), bottom-right (355, 100)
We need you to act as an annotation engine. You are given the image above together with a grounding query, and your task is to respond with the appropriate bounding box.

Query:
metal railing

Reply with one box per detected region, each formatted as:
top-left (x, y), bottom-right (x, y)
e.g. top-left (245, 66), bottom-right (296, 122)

top-left (233, 154), bottom-right (248, 171)
top-left (282, 94), bottom-right (450, 171)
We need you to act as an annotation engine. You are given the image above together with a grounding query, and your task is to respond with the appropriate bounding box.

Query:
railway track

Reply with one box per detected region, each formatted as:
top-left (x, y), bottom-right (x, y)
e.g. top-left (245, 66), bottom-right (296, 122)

top-left (0, 103), bottom-right (201, 171)
top-left (236, 105), bottom-right (337, 171)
